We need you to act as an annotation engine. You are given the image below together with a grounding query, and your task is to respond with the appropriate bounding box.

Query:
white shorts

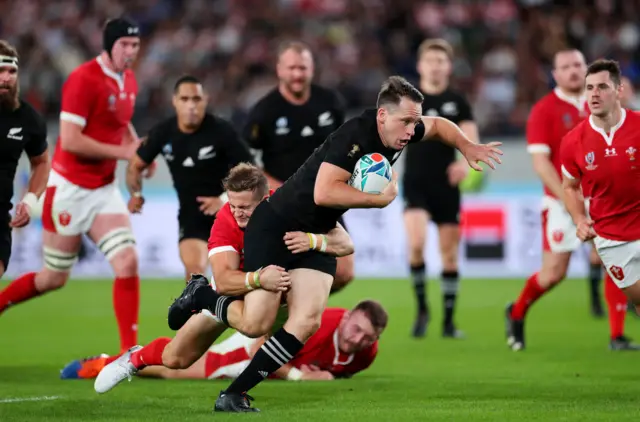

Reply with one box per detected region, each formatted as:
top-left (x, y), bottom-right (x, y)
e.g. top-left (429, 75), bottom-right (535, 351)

top-left (42, 170), bottom-right (128, 236)
top-left (595, 237), bottom-right (640, 289)
top-left (541, 196), bottom-right (581, 253)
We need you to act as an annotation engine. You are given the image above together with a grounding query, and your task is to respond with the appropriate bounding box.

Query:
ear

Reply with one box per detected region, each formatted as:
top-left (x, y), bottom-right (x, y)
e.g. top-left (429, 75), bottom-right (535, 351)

top-left (171, 95), bottom-right (178, 109)
top-left (377, 107), bottom-right (387, 123)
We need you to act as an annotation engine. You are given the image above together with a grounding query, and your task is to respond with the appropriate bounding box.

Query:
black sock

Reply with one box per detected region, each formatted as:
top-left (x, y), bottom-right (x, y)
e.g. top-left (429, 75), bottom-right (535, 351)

top-left (411, 263), bottom-right (427, 313)
top-left (225, 327), bottom-right (303, 394)
top-left (589, 263), bottom-right (602, 299)
top-left (442, 271), bottom-right (459, 327)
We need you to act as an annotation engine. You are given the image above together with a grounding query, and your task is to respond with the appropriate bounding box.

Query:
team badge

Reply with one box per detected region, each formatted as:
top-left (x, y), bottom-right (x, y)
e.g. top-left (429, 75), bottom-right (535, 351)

top-left (626, 147), bottom-right (636, 161)
top-left (609, 265), bottom-right (625, 281)
top-left (552, 230), bottom-right (564, 243)
top-left (59, 211), bottom-right (71, 227)
top-left (348, 144), bottom-right (360, 158)
top-left (585, 151), bottom-right (597, 171)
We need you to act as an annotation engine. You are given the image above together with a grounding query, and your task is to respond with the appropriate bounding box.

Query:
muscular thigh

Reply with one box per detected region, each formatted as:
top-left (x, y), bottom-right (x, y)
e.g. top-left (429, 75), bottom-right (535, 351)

top-left (165, 313), bottom-right (227, 364)
top-left (241, 289), bottom-right (283, 334)
top-left (243, 201), bottom-right (292, 272)
top-left (179, 239), bottom-right (208, 274)
top-left (286, 268), bottom-right (333, 319)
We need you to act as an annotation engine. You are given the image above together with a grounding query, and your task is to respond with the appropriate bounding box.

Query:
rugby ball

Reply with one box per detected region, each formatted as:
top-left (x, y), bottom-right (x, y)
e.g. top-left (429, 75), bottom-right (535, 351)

top-left (348, 153), bottom-right (392, 194)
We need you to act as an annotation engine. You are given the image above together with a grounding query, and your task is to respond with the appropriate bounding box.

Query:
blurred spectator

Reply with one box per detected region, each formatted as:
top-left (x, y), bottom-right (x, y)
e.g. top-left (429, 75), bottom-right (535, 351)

top-left (2, 0), bottom-right (639, 137)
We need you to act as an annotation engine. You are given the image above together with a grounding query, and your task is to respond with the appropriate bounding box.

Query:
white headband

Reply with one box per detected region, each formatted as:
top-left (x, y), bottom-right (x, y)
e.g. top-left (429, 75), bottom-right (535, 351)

top-left (0, 55), bottom-right (18, 69)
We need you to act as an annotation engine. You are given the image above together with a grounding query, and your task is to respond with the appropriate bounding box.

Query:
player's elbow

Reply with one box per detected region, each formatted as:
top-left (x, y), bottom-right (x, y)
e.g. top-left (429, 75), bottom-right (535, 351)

top-left (336, 239), bottom-right (355, 257)
top-left (314, 182), bottom-right (330, 206)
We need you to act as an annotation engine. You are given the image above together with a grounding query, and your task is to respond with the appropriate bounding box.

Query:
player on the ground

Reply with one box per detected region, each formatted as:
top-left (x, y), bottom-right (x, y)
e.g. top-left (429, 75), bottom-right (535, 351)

top-left (0, 41), bottom-right (50, 279)
top-left (403, 39), bottom-right (479, 339)
top-left (561, 59), bottom-right (640, 314)
top-left (504, 49), bottom-right (638, 351)
top-left (244, 40), bottom-right (354, 293)
top-left (0, 18), bottom-right (143, 353)
top-left (92, 163), bottom-right (355, 393)
top-left (173, 76), bottom-right (501, 412)
top-left (126, 75), bottom-right (253, 280)
top-left (63, 301), bottom-right (385, 382)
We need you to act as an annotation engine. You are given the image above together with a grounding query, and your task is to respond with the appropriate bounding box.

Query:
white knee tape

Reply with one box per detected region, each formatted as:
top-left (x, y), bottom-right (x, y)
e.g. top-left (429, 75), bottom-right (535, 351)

top-left (97, 227), bottom-right (136, 260)
top-left (43, 246), bottom-right (78, 272)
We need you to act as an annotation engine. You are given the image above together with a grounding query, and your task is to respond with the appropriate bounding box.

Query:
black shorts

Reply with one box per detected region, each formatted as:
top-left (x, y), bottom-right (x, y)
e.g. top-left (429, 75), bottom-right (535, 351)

top-left (243, 200), bottom-right (337, 277)
top-left (178, 209), bottom-right (216, 243)
top-left (402, 180), bottom-right (460, 225)
top-left (0, 214), bottom-right (11, 271)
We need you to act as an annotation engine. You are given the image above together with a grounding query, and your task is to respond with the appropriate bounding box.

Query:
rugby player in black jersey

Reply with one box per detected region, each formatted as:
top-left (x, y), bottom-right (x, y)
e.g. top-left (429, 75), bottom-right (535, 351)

top-left (243, 41), bottom-right (354, 293)
top-left (173, 76), bottom-right (502, 412)
top-left (403, 39), bottom-right (480, 339)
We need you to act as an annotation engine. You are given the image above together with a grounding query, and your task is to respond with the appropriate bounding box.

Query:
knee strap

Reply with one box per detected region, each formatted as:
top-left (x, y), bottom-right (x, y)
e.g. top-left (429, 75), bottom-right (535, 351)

top-left (97, 227), bottom-right (136, 261)
top-left (43, 246), bottom-right (78, 272)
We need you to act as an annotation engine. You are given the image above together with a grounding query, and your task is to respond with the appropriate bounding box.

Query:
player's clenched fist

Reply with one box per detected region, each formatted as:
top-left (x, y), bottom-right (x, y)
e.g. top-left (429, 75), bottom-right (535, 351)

top-left (576, 217), bottom-right (597, 242)
top-left (127, 194), bottom-right (145, 214)
top-left (258, 265), bottom-right (291, 292)
top-left (378, 169), bottom-right (398, 208)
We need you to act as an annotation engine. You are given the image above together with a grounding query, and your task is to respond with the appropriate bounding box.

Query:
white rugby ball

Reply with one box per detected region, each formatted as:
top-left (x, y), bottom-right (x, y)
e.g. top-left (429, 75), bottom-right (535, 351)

top-left (348, 153), bottom-right (392, 194)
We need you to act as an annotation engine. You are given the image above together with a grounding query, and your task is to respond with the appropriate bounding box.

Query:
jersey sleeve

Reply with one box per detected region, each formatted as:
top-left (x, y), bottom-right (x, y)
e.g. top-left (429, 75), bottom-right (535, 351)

top-left (219, 121), bottom-right (255, 167)
top-left (25, 108), bottom-right (48, 157)
top-left (59, 71), bottom-right (95, 128)
top-left (560, 132), bottom-right (581, 180)
top-left (322, 126), bottom-right (361, 172)
top-left (207, 207), bottom-right (241, 258)
top-left (242, 103), bottom-right (268, 149)
top-left (408, 120), bottom-right (426, 144)
top-left (526, 103), bottom-right (552, 154)
top-left (136, 123), bottom-right (166, 164)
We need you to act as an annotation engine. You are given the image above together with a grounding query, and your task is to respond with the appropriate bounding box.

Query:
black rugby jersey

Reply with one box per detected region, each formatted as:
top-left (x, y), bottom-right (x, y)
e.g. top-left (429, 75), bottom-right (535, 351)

top-left (269, 109), bottom-right (425, 232)
top-left (243, 84), bottom-right (345, 182)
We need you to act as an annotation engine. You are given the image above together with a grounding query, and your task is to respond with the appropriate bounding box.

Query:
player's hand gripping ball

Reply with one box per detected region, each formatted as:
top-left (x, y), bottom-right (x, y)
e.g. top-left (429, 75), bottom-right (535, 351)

top-left (348, 153), bottom-right (392, 194)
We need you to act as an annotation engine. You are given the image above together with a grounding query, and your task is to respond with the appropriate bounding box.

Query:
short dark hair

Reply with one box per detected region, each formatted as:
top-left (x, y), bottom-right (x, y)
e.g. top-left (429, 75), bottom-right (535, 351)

top-left (222, 163), bottom-right (269, 199)
top-left (277, 40), bottom-right (311, 58)
top-left (586, 59), bottom-right (622, 86)
top-left (173, 75), bottom-right (201, 93)
top-left (376, 76), bottom-right (424, 108)
top-left (352, 300), bottom-right (388, 332)
top-left (417, 38), bottom-right (453, 60)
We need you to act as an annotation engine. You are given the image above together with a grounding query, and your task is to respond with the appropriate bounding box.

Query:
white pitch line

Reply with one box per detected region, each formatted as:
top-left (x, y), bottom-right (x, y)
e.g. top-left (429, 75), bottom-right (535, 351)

top-left (0, 395), bottom-right (61, 404)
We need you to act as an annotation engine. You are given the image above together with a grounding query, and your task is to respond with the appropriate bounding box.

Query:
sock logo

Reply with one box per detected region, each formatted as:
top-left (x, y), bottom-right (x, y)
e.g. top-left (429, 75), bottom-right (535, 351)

top-left (258, 371), bottom-right (269, 378)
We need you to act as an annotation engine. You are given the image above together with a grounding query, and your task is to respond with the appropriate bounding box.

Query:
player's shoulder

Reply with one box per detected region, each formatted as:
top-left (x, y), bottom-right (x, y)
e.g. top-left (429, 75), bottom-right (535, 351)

top-left (531, 91), bottom-right (560, 112)
top-left (68, 58), bottom-right (100, 81)
top-left (338, 109), bottom-right (375, 134)
top-left (16, 100), bottom-right (45, 125)
top-left (564, 118), bottom-right (589, 143)
top-left (322, 307), bottom-right (348, 323)
top-left (310, 84), bottom-right (341, 104)
top-left (441, 88), bottom-right (471, 104)
top-left (150, 116), bottom-right (178, 134)
top-left (202, 113), bottom-right (235, 132)
top-left (249, 88), bottom-right (281, 114)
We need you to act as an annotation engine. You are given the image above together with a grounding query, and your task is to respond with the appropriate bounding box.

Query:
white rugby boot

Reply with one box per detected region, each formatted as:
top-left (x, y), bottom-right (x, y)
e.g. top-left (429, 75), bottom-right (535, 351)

top-left (94, 345), bottom-right (143, 394)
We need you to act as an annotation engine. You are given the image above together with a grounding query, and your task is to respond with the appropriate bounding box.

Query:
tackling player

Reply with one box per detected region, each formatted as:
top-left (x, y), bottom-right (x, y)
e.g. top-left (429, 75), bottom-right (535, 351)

top-left (403, 39), bottom-right (479, 339)
top-left (505, 49), bottom-right (636, 351)
top-left (0, 18), bottom-right (143, 353)
top-left (63, 301), bottom-right (386, 383)
top-left (561, 59), bottom-right (640, 315)
top-left (244, 40), bottom-right (354, 293)
top-left (92, 163), bottom-right (355, 394)
top-left (127, 75), bottom-right (253, 279)
top-left (176, 76), bottom-right (501, 412)
top-left (0, 40), bottom-right (50, 279)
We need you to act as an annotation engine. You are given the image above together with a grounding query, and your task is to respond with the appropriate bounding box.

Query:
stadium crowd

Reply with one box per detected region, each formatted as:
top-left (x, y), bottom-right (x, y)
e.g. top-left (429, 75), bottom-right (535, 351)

top-left (4, 0), bottom-right (640, 136)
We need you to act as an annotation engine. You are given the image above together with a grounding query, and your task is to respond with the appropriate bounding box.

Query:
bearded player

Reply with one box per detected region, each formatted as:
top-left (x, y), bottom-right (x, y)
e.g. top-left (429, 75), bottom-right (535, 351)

top-left (0, 18), bottom-right (143, 353)
top-left (505, 50), bottom-right (636, 351)
top-left (92, 163), bottom-right (355, 393)
top-left (63, 301), bottom-right (385, 383)
top-left (561, 59), bottom-right (640, 318)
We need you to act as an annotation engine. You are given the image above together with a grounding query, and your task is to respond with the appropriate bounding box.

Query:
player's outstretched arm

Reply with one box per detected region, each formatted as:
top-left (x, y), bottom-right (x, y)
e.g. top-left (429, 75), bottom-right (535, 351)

top-left (420, 116), bottom-right (502, 171)
top-left (314, 162), bottom-right (396, 209)
top-left (283, 223), bottom-right (354, 257)
top-left (59, 120), bottom-right (134, 160)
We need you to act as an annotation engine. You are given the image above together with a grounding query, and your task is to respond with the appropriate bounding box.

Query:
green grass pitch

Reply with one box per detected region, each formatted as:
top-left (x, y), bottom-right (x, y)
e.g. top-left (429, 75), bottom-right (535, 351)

top-left (1, 277), bottom-right (639, 421)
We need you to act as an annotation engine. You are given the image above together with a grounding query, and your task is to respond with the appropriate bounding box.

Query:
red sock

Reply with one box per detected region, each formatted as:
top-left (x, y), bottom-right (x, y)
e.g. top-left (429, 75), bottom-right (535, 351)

top-left (129, 337), bottom-right (171, 370)
top-left (113, 275), bottom-right (140, 353)
top-left (0, 272), bottom-right (39, 313)
top-left (511, 272), bottom-right (548, 320)
top-left (604, 273), bottom-right (627, 339)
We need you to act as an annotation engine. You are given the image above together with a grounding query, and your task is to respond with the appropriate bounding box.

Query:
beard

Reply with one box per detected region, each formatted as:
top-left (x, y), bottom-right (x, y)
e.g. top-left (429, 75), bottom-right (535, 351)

top-left (0, 83), bottom-right (18, 113)
top-left (284, 81), bottom-right (309, 98)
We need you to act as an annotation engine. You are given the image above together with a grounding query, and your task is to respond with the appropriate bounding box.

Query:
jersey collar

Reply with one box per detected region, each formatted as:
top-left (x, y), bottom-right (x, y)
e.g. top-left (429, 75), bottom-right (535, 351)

top-left (553, 87), bottom-right (586, 111)
top-left (96, 56), bottom-right (125, 92)
top-left (332, 330), bottom-right (355, 366)
top-left (588, 108), bottom-right (627, 147)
